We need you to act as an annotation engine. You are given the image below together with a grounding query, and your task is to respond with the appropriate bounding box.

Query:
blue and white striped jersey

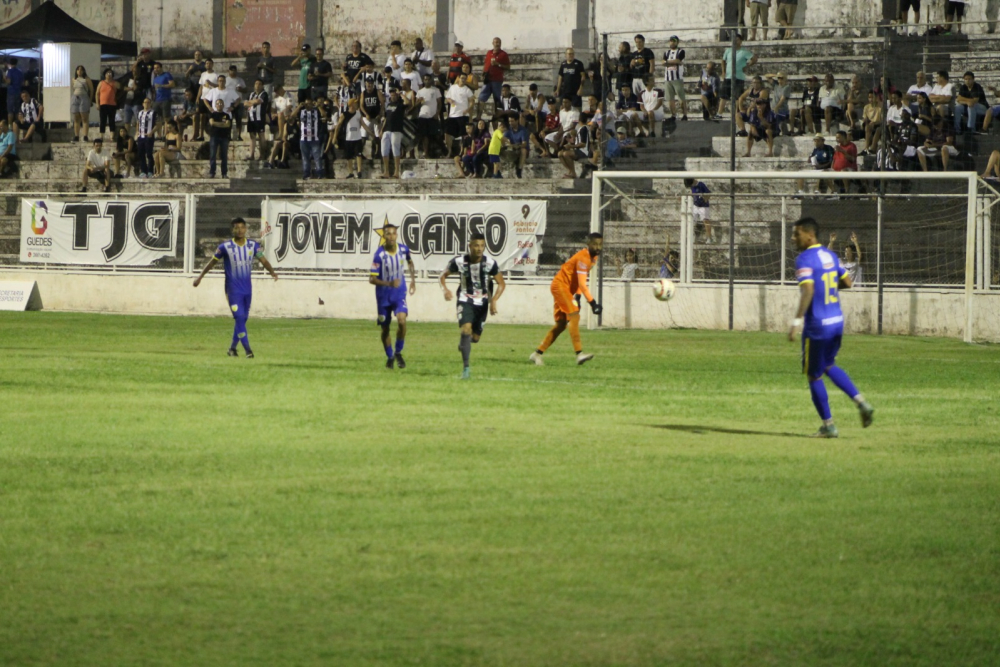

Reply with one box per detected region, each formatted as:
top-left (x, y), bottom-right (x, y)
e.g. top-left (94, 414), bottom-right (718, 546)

top-left (214, 238), bottom-right (264, 294)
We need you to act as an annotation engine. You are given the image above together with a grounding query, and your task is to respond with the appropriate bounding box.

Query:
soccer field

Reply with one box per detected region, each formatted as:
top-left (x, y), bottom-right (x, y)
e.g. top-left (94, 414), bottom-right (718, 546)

top-left (1, 312), bottom-right (998, 666)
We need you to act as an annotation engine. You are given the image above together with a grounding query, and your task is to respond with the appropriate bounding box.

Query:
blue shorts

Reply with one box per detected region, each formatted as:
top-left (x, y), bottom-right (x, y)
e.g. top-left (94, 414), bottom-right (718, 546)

top-left (488, 154), bottom-right (501, 164)
top-left (228, 291), bottom-right (252, 319)
top-left (377, 296), bottom-right (408, 325)
top-left (802, 333), bottom-right (841, 378)
top-left (6, 95), bottom-right (19, 117)
top-left (478, 81), bottom-right (503, 104)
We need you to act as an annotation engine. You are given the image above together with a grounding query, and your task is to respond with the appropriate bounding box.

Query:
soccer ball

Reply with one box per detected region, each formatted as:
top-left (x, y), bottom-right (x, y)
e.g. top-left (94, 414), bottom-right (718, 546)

top-left (653, 278), bottom-right (676, 302)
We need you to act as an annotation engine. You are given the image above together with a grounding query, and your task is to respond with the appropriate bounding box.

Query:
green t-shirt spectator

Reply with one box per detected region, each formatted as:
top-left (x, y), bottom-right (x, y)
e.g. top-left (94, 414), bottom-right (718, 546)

top-left (722, 47), bottom-right (753, 81)
top-left (298, 56), bottom-right (314, 90)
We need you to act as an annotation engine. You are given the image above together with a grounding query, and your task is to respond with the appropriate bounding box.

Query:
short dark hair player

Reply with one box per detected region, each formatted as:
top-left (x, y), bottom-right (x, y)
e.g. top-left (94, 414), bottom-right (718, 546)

top-left (370, 224), bottom-right (416, 369)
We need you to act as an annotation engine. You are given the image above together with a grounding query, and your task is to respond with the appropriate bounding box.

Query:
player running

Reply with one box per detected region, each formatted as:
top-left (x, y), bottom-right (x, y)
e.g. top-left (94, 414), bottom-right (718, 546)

top-left (789, 217), bottom-right (874, 438)
top-left (193, 217), bottom-right (278, 358)
top-left (440, 232), bottom-right (506, 379)
top-left (370, 223), bottom-right (416, 369)
top-left (530, 232), bottom-right (603, 366)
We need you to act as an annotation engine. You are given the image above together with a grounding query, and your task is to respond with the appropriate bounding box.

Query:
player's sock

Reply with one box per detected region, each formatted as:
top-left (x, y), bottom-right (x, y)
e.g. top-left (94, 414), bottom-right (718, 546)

top-left (231, 325), bottom-right (240, 351)
top-left (460, 334), bottom-right (472, 369)
top-left (809, 378), bottom-right (833, 421)
top-left (233, 317), bottom-right (251, 353)
top-left (394, 338), bottom-right (404, 355)
top-left (384, 345), bottom-right (394, 360)
top-left (825, 366), bottom-right (860, 400)
top-left (568, 317), bottom-right (582, 353)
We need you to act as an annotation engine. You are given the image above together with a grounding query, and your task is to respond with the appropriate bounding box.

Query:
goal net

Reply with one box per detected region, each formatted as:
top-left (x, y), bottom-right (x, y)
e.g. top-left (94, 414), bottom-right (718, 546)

top-left (590, 170), bottom-right (1000, 343)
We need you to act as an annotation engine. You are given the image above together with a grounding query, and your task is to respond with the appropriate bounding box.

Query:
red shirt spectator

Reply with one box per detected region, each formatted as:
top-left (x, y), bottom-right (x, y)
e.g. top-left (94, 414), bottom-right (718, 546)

top-left (832, 133), bottom-right (857, 171)
top-left (448, 42), bottom-right (472, 83)
top-left (484, 39), bottom-right (510, 84)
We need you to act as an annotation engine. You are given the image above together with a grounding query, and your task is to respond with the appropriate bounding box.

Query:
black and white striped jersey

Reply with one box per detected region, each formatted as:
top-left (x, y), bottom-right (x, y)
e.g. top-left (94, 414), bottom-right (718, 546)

top-left (447, 254), bottom-right (499, 306)
top-left (20, 99), bottom-right (40, 123)
top-left (299, 107), bottom-right (321, 141)
top-left (136, 109), bottom-right (156, 138)
top-left (247, 91), bottom-right (269, 122)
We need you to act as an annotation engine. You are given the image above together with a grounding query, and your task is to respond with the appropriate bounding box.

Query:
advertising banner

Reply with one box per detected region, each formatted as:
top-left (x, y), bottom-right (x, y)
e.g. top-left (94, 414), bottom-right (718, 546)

top-left (261, 200), bottom-right (547, 273)
top-left (20, 199), bottom-right (179, 266)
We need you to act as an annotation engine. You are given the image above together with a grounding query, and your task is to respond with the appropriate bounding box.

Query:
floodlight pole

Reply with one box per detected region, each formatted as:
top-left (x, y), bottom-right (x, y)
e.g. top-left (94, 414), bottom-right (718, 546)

top-left (727, 26), bottom-right (737, 331)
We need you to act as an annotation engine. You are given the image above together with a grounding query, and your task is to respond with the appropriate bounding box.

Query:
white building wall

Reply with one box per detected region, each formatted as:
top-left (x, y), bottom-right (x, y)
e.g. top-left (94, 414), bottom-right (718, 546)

top-left (454, 0), bottom-right (577, 51)
top-left (135, 0), bottom-right (214, 52)
top-left (4, 271), bottom-right (998, 342)
top-left (322, 0), bottom-right (436, 54)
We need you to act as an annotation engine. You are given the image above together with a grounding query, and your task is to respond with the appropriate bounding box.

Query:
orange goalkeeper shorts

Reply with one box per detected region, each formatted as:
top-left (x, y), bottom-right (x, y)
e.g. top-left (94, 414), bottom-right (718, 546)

top-left (551, 284), bottom-right (579, 321)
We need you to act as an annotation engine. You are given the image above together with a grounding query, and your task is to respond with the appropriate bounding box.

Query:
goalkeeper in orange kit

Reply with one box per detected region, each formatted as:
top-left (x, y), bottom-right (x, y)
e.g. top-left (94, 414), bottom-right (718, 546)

top-left (530, 232), bottom-right (603, 366)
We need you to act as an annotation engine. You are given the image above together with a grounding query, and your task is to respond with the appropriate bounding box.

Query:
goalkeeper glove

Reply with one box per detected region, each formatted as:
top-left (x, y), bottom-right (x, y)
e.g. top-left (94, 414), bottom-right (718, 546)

top-left (589, 300), bottom-right (602, 315)
top-left (574, 294), bottom-right (582, 308)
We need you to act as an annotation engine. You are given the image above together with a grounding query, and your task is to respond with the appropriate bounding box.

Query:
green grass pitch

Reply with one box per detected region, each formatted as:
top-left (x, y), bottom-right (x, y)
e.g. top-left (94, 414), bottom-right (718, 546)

top-left (1, 312), bottom-right (998, 666)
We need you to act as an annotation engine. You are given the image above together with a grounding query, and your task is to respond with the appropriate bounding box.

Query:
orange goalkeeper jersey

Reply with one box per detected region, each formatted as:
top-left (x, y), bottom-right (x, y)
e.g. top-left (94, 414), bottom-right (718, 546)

top-left (552, 248), bottom-right (596, 302)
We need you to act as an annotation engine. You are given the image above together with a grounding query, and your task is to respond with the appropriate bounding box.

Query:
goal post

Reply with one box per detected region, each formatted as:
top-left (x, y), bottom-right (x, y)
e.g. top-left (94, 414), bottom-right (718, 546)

top-left (590, 170), bottom-right (1000, 343)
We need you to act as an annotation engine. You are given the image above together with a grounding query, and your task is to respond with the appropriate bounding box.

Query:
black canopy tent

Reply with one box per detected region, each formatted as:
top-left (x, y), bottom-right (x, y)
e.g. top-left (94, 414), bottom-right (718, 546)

top-left (0, 1), bottom-right (136, 57)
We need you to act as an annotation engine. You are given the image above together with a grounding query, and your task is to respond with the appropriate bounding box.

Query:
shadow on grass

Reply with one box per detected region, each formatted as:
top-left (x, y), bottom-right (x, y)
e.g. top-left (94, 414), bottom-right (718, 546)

top-left (649, 424), bottom-right (804, 438)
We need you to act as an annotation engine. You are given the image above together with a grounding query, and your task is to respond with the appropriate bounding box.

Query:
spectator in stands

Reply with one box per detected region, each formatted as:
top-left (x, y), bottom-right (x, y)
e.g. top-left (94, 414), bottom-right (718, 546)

top-left (153, 120), bottom-right (181, 178)
top-left (203, 74), bottom-right (238, 120)
top-left (982, 86), bottom-right (1000, 132)
top-left (4, 58), bottom-right (23, 127)
top-left (195, 58), bottom-right (220, 140)
top-left (308, 47), bottom-right (333, 102)
top-left (447, 41), bottom-right (471, 84)
top-left (173, 89), bottom-right (196, 140)
top-left (70, 65), bottom-right (94, 144)
top-left (557, 118), bottom-right (591, 179)
top-left (945, 0), bottom-right (967, 34)
top-left (905, 71), bottom-right (932, 115)
top-left (478, 37), bottom-right (510, 120)
top-left (16, 88), bottom-right (42, 143)
top-left (332, 97), bottom-right (366, 178)
top-left (270, 84), bottom-right (290, 141)
top-left (410, 38), bottom-right (434, 79)
top-left (700, 62), bottom-right (720, 121)
top-left (616, 248), bottom-right (639, 281)
top-left (342, 41), bottom-right (372, 94)
top-left (80, 138), bottom-right (112, 193)
top-left (639, 74), bottom-right (666, 137)
top-left (616, 42), bottom-right (633, 95)
top-left (891, 109), bottom-right (920, 169)
top-left (294, 96), bottom-right (325, 180)
top-left (445, 71), bottom-right (474, 158)
top-left (255, 42), bottom-right (275, 99)
top-left (0, 119), bottom-right (17, 177)
top-left (485, 117), bottom-right (508, 178)
top-left (828, 231), bottom-right (862, 284)
top-left (898, 0), bottom-right (920, 36)
top-left (929, 71), bottom-right (954, 119)
top-left (400, 58), bottom-right (422, 93)
top-left (765, 72), bottom-right (791, 133)
top-left (494, 83), bottom-right (521, 129)
top-left (954, 71), bottom-right (987, 133)
top-left (796, 133), bottom-right (833, 194)
top-left (456, 120), bottom-right (484, 178)
top-left (416, 74), bottom-right (442, 158)
top-left (660, 235), bottom-right (680, 278)
top-left (980, 149), bottom-right (1000, 181)
top-left (245, 79), bottom-right (270, 161)
top-left (112, 125), bottom-right (135, 178)
top-left (385, 40), bottom-right (406, 84)
top-left (96, 68), bottom-right (120, 139)
top-left (831, 130), bottom-right (861, 194)
top-left (555, 48), bottom-right (586, 109)
top-left (843, 74), bottom-right (864, 131)
top-left (547, 96), bottom-right (581, 150)
top-left (776, 0), bottom-right (798, 39)
top-left (858, 91), bottom-right (882, 155)
top-left (186, 50), bottom-right (207, 100)
top-left (207, 98), bottom-right (232, 178)
top-left (744, 98), bottom-right (779, 156)
top-left (661, 36), bottom-right (687, 121)
top-left (885, 89), bottom-right (906, 138)
top-left (684, 178), bottom-right (713, 243)
top-left (151, 62), bottom-right (175, 139)
top-left (917, 115), bottom-right (957, 170)
top-left (502, 114), bottom-right (530, 178)
top-left (381, 88), bottom-right (408, 179)
top-left (291, 44), bottom-right (314, 104)
top-left (587, 55), bottom-right (605, 102)
top-left (616, 83), bottom-right (642, 136)
top-left (735, 75), bottom-right (769, 136)
top-left (524, 83), bottom-right (548, 133)
top-left (720, 34), bottom-right (756, 117)
top-left (132, 49), bottom-right (154, 123)
top-left (359, 78), bottom-right (384, 161)
top-left (629, 35), bottom-right (654, 95)
top-left (530, 98), bottom-right (561, 157)
top-left (819, 73), bottom-right (844, 134)
top-left (225, 66), bottom-right (248, 141)
top-left (747, 0), bottom-right (771, 41)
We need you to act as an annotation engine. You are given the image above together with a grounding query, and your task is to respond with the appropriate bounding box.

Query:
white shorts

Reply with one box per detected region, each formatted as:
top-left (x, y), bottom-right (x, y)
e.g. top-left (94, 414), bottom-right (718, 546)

top-left (544, 130), bottom-right (564, 144)
top-left (619, 110), bottom-right (639, 121)
top-left (381, 131), bottom-right (403, 157)
top-left (917, 145), bottom-right (959, 157)
top-left (692, 206), bottom-right (710, 222)
top-left (641, 109), bottom-right (666, 121)
top-left (362, 123), bottom-right (381, 139)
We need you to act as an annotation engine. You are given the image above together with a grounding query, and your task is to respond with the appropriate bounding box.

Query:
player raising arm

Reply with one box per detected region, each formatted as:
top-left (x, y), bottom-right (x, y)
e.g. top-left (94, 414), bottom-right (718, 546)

top-left (788, 217), bottom-right (874, 438)
top-left (193, 217), bottom-right (278, 358)
top-left (440, 232), bottom-right (506, 379)
top-left (371, 223), bottom-right (416, 369)
top-left (530, 232), bottom-right (603, 366)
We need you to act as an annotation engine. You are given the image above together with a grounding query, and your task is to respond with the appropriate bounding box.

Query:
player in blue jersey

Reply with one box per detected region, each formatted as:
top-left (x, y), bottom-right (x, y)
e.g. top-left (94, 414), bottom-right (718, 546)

top-left (789, 217), bottom-right (874, 438)
top-left (193, 217), bottom-right (278, 358)
top-left (370, 223), bottom-right (416, 369)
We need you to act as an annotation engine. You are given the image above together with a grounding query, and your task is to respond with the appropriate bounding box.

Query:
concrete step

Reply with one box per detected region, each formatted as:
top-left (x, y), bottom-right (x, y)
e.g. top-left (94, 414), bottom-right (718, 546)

top-left (0, 178), bottom-right (229, 194)
top-left (299, 176), bottom-right (588, 195)
top-left (17, 160), bottom-right (250, 180)
top-left (711, 135), bottom-right (862, 158)
top-left (685, 155), bottom-right (871, 172)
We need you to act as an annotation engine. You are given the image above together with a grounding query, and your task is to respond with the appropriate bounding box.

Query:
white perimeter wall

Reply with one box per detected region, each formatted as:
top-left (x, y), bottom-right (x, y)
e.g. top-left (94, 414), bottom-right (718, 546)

top-left (135, 0), bottom-right (214, 52)
top-left (322, 0), bottom-right (435, 54)
top-left (454, 0), bottom-right (577, 52)
top-left (4, 271), bottom-right (999, 343)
